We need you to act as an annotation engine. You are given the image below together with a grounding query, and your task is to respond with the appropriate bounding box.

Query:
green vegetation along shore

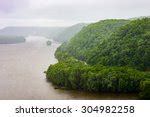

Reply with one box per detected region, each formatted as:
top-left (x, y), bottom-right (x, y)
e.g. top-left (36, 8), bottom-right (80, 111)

top-left (46, 18), bottom-right (150, 99)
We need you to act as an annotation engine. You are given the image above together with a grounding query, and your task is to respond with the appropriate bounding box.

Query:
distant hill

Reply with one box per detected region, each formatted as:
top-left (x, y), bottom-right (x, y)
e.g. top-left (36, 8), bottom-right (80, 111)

top-left (0, 35), bottom-right (25, 44)
top-left (0, 26), bottom-right (65, 38)
top-left (0, 24), bottom-right (87, 41)
top-left (55, 23), bottom-right (87, 42)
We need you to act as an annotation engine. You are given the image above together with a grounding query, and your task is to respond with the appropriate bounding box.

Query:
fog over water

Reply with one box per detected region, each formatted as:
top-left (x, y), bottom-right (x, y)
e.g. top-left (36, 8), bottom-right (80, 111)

top-left (0, 36), bottom-right (138, 99)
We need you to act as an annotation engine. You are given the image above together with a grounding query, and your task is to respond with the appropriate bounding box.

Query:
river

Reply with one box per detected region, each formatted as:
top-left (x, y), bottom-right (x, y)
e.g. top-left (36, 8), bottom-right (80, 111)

top-left (0, 36), bottom-right (138, 100)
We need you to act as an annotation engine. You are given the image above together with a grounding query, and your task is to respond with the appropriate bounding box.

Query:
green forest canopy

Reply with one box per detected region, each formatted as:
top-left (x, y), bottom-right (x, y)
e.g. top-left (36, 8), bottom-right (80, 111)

top-left (47, 18), bottom-right (150, 99)
top-left (56, 18), bottom-right (150, 71)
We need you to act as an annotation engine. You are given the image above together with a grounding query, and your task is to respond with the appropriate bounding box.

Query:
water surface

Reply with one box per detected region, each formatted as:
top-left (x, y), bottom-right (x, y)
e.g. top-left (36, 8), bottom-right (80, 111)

top-left (0, 36), bottom-right (138, 100)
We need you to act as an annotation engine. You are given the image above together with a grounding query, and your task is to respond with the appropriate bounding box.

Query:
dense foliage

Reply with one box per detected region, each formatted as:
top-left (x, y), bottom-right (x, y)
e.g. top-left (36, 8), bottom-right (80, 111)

top-left (88, 18), bottom-right (150, 71)
top-left (56, 18), bottom-right (150, 71)
top-left (46, 59), bottom-right (149, 93)
top-left (0, 35), bottom-right (25, 44)
top-left (47, 18), bottom-right (150, 99)
top-left (139, 80), bottom-right (150, 99)
top-left (56, 20), bottom-right (129, 61)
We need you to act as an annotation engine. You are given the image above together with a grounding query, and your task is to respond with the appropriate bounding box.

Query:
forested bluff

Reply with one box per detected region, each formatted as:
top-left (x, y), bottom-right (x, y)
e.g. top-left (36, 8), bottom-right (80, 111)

top-left (46, 18), bottom-right (150, 99)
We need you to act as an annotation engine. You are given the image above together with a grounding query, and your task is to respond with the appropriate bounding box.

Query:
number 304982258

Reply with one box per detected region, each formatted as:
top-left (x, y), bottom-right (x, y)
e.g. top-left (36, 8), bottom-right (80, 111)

top-left (81, 106), bottom-right (135, 113)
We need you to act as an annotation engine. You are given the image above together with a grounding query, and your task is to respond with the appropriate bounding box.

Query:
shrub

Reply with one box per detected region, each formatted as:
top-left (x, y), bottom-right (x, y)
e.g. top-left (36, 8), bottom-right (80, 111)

top-left (139, 80), bottom-right (150, 99)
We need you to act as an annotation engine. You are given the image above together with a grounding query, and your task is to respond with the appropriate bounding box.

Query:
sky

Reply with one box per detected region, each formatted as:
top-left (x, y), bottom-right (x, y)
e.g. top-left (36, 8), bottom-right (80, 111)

top-left (0, 0), bottom-right (149, 28)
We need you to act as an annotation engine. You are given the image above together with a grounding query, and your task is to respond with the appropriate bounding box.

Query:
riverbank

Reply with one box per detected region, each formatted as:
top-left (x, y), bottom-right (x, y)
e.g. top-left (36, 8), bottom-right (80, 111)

top-left (0, 36), bottom-right (139, 99)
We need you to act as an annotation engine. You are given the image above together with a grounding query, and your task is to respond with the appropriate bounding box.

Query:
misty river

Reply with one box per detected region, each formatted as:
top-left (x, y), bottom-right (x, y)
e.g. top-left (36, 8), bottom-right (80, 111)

top-left (0, 36), bottom-right (138, 100)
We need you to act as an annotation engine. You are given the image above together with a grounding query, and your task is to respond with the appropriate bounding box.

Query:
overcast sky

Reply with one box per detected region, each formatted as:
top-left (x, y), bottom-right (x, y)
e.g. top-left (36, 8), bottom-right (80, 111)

top-left (0, 0), bottom-right (149, 28)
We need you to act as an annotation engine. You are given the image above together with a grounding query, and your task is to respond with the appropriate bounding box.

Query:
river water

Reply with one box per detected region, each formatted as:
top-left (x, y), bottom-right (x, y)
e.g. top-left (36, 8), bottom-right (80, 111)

top-left (0, 36), bottom-right (138, 100)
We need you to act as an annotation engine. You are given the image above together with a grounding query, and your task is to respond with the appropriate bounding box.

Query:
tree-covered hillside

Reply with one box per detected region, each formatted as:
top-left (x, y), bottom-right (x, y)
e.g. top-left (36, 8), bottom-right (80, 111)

top-left (46, 18), bottom-right (150, 99)
top-left (55, 23), bottom-right (87, 42)
top-left (56, 18), bottom-right (150, 71)
top-left (56, 19), bottom-right (129, 61)
top-left (88, 18), bottom-right (150, 70)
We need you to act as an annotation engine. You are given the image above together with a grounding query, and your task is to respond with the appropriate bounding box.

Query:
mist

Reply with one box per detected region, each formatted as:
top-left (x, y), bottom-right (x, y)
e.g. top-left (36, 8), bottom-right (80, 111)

top-left (0, 0), bottom-right (149, 28)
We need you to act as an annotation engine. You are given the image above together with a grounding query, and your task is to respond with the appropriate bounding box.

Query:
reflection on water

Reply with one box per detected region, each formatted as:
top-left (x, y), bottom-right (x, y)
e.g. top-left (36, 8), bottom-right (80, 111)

top-left (0, 36), bottom-right (138, 100)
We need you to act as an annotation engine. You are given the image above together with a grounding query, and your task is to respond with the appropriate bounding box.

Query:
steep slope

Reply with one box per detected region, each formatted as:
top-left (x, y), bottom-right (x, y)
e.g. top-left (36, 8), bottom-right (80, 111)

top-left (55, 23), bottom-right (87, 42)
top-left (56, 18), bottom-right (150, 71)
top-left (87, 18), bottom-right (150, 70)
top-left (47, 18), bottom-right (150, 99)
top-left (56, 19), bottom-right (129, 61)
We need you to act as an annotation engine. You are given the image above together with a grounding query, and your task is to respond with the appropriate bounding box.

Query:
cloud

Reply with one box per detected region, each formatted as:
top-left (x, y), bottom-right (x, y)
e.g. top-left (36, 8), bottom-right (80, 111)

top-left (0, 0), bottom-right (149, 27)
top-left (0, 18), bottom-right (77, 29)
top-left (26, 0), bottom-right (150, 21)
top-left (0, 0), bottom-right (29, 13)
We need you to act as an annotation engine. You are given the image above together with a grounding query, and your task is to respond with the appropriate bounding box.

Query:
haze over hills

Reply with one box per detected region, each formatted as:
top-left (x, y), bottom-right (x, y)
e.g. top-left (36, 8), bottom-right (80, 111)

top-left (130, 16), bottom-right (150, 20)
top-left (0, 23), bottom-right (87, 42)
top-left (0, 26), bottom-right (65, 38)
top-left (55, 23), bottom-right (87, 42)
